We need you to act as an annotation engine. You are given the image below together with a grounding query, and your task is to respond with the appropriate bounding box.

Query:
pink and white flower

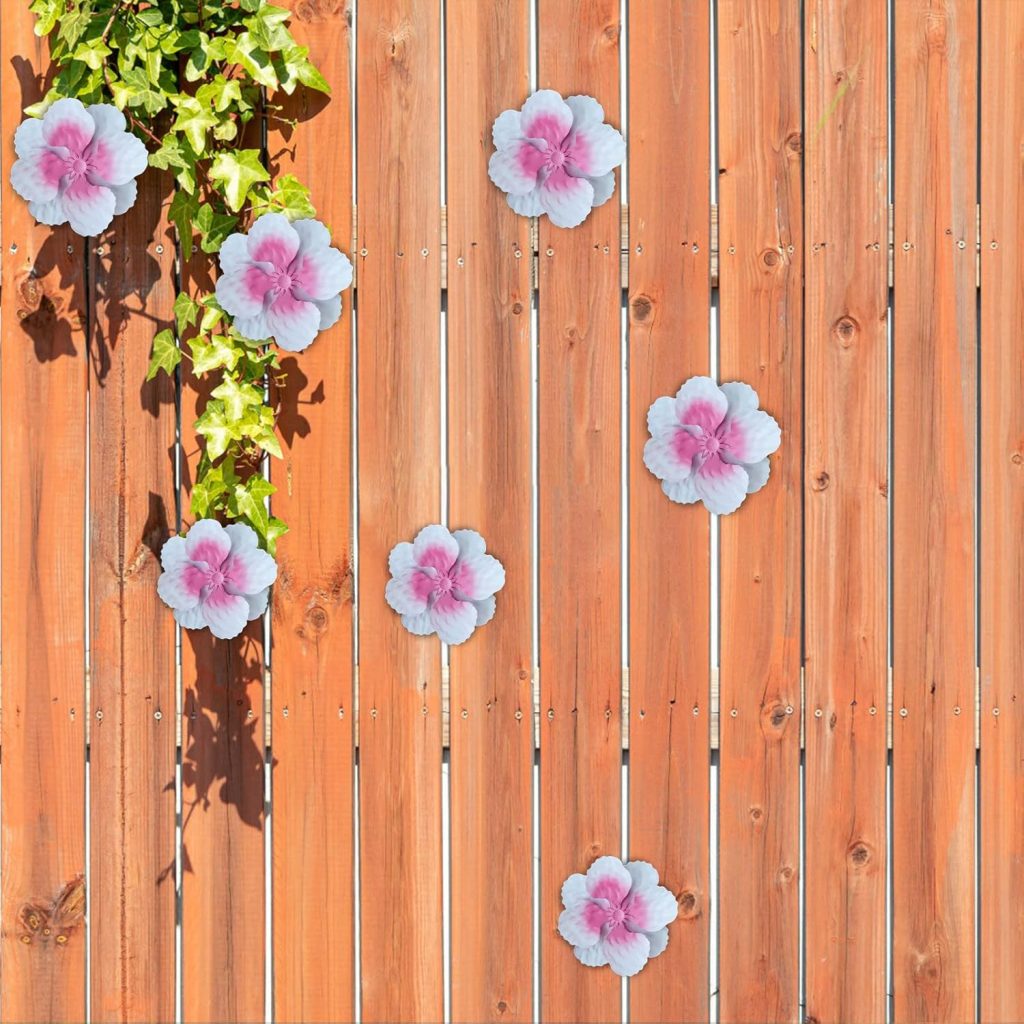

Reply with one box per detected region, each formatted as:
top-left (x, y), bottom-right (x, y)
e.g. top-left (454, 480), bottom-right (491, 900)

top-left (385, 525), bottom-right (505, 645)
top-left (10, 98), bottom-right (148, 237)
top-left (643, 376), bottom-right (781, 516)
top-left (488, 90), bottom-right (625, 229)
top-left (157, 519), bottom-right (277, 640)
top-left (558, 856), bottom-right (679, 977)
top-left (216, 212), bottom-right (353, 352)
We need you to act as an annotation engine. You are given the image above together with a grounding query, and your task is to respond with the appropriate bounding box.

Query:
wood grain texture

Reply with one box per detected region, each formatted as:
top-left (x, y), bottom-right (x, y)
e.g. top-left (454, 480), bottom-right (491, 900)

top-left (803, 2), bottom-right (888, 1021)
top-left (356, 1), bottom-right (443, 1019)
top-left (445, 2), bottom-right (534, 1022)
top-left (626, 3), bottom-right (710, 1021)
top-left (0, 9), bottom-right (88, 1020)
top-left (716, 2), bottom-right (802, 1020)
top-left (537, 2), bottom-right (622, 1021)
top-left (179, 125), bottom-right (266, 1023)
top-left (88, 171), bottom-right (177, 1022)
top-left (269, 4), bottom-right (355, 1021)
top-left (980, 3), bottom-right (1024, 1021)
top-left (892, 2), bottom-right (976, 1020)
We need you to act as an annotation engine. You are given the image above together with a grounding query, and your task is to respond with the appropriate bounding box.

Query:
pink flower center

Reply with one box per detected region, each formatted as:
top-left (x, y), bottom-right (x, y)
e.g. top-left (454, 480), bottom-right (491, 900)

top-left (435, 572), bottom-right (454, 596)
top-left (68, 156), bottom-right (89, 178)
top-left (609, 907), bottom-right (626, 925)
top-left (208, 569), bottom-right (226, 588)
top-left (275, 271), bottom-right (294, 292)
top-left (702, 434), bottom-right (721, 455)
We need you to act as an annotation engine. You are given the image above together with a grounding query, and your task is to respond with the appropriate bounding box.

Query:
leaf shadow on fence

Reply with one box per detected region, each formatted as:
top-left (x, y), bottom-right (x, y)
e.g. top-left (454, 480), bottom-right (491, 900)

top-left (274, 355), bottom-right (326, 446)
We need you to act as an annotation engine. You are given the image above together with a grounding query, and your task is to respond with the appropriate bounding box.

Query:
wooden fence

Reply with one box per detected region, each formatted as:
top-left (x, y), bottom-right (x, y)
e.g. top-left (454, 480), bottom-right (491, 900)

top-left (1, 0), bottom-right (1022, 1021)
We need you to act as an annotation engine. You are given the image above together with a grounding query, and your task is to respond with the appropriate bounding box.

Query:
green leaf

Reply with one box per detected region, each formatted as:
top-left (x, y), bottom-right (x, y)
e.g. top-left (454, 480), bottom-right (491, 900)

top-left (190, 334), bottom-right (242, 374)
top-left (212, 375), bottom-right (264, 422)
top-left (195, 203), bottom-right (238, 253)
top-left (171, 95), bottom-right (219, 154)
top-left (194, 399), bottom-right (240, 460)
top-left (174, 292), bottom-right (200, 334)
top-left (168, 190), bottom-right (200, 258)
top-left (209, 149), bottom-right (270, 212)
top-left (234, 475), bottom-right (276, 540)
top-left (265, 516), bottom-right (289, 554)
top-left (146, 329), bottom-right (181, 380)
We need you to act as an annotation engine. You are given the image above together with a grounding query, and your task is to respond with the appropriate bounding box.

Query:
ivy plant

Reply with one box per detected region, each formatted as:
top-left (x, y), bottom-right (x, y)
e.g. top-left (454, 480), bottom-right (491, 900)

top-left (29, 0), bottom-right (332, 553)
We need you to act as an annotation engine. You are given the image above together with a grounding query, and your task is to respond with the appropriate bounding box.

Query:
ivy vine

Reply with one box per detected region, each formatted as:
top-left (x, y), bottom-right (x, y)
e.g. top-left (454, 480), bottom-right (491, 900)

top-left (29, 0), bottom-right (334, 553)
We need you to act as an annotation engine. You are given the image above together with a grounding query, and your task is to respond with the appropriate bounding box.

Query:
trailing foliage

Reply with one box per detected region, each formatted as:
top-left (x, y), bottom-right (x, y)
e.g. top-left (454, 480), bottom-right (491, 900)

top-left (29, 0), bottom-right (331, 552)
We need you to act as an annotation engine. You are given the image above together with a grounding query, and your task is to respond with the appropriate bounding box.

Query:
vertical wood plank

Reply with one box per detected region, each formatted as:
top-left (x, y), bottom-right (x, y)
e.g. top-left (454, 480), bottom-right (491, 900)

top-left (446, 2), bottom-right (534, 1022)
top-left (0, 9), bottom-right (88, 1020)
top-left (179, 124), bottom-right (267, 1022)
top-left (892, 2), bottom-right (976, 1020)
top-left (803, 2), bottom-right (888, 1021)
top-left (269, 4), bottom-right (355, 1021)
top-left (716, 2), bottom-right (802, 1020)
top-left (626, 3), bottom-right (711, 1021)
top-left (88, 172), bottom-right (177, 1022)
top-left (980, 4), bottom-right (1024, 1021)
top-left (537, 2), bottom-right (622, 1021)
top-left (356, 0), bottom-right (443, 1019)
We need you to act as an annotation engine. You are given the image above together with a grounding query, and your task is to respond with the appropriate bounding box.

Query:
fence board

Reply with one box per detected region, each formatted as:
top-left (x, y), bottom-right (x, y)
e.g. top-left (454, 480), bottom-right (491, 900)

top-left (892, 2), bottom-right (977, 1020)
top-left (446, 3), bottom-right (534, 1022)
top-left (537, 3), bottom-right (622, 1021)
top-left (88, 172), bottom-right (177, 1022)
top-left (980, 3), bottom-right (1024, 1021)
top-left (626, 3), bottom-right (710, 1021)
top-left (803, 2), bottom-right (888, 1021)
top-left (716, 2), bottom-right (802, 1020)
top-left (356, 1), bottom-right (444, 1019)
top-left (268, 5), bottom-right (355, 1021)
top-left (0, 10), bottom-right (87, 1021)
top-left (179, 119), bottom-right (267, 1022)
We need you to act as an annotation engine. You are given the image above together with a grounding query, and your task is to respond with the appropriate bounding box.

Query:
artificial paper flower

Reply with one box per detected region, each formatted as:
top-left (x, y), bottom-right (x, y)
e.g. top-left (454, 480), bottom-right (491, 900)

top-left (216, 212), bottom-right (353, 352)
top-left (488, 89), bottom-right (625, 228)
top-left (157, 519), bottom-right (277, 640)
top-left (643, 376), bottom-right (781, 515)
top-left (385, 525), bottom-right (505, 645)
top-left (557, 856), bottom-right (679, 977)
top-left (10, 98), bottom-right (148, 237)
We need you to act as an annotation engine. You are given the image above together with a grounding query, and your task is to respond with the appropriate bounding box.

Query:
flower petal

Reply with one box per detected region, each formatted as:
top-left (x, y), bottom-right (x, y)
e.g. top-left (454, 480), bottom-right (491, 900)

top-left (160, 535), bottom-right (188, 569)
top-left (646, 395), bottom-right (679, 436)
top-left (109, 179), bottom-right (137, 216)
top-left (246, 587), bottom-right (270, 620)
top-left (28, 197), bottom-right (67, 226)
top-left (564, 94), bottom-right (605, 128)
top-left (674, 376), bottom-right (727, 433)
top-left (233, 312), bottom-right (272, 344)
top-left (157, 561), bottom-right (205, 611)
top-left (694, 456), bottom-right (749, 515)
top-left (412, 525), bottom-right (459, 573)
top-left (588, 171), bottom-right (616, 208)
top-left (388, 540), bottom-right (417, 576)
top-left (452, 528), bottom-right (486, 560)
top-left (401, 611), bottom-right (437, 637)
top-left (720, 380), bottom-right (760, 417)
top-left (745, 457), bottom-right (771, 494)
top-left (561, 872), bottom-right (588, 907)
top-left (646, 926), bottom-right (669, 960)
top-left (216, 264), bottom-right (275, 319)
top-left (453, 552), bottom-right (505, 601)
top-left (625, 862), bottom-right (679, 932)
top-left (472, 595), bottom-right (496, 628)
top-left (265, 291), bottom-right (322, 352)
top-left (507, 188), bottom-right (544, 217)
top-left (184, 519), bottom-right (231, 567)
top-left (10, 148), bottom-right (65, 202)
top-left (63, 177), bottom-right (116, 237)
top-left (385, 570), bottom-right (432, 616)
top-left (604, 925), bottom-right (651, 978)
top-left (491, 108), bottom-right (523, 148)
top-left (246, 212), bottom-right (300, 268)
top-left (85, 103), bottom-right (127, 138)
top-left (567, 122), bottom-right (625, 178)
top-left (291, 220), bottom-right (353, 299)
top-left (662, 476), bottom-right (700, 505)
top-left (558, 902), bottom-right (604, 949)
top-left (313, 294), bottom-right (343, 332)
top-left (86, 120), bottom-right (147, 186)
top-left (223, 544), bottom-right (277, 594)
top-left (720, 409), bottom-right (781, 464)
top-left (520, 89), bottom-right (573, 146)
top-left (575, 943), bottom-right (610, 968)
top-left (539, 168), bottom-right (595, 229)
top-left (42, 97), bottom-right (94, 152)
top-left (175, 605), bottom-right (207, 631)
top-left (644, 433), bottom-right (696, 483)
top-left (431, 593), bottom-right (478, 645)
top-left (488, 141), bottom-right (545, 196)
top-left (625, 859), bottom-right (661, 891)
top-left (218, 231), bottom-right (253, 275)
top-left (13, 116), bottom-right (45, 158)
top-left (201, 588), bottom-right (251, 640)
top-left (585, 855), bottom-right (632, 904)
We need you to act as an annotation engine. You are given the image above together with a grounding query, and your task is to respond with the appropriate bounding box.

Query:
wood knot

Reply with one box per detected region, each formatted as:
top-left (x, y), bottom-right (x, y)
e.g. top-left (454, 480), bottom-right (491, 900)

top-left (294, 0), bottom-right (347, 21)
top-left (761, 248), bottom-right (781, 269)
top-left (849, 842), bottom-right (871, 866)
top-left (1012, 452), bottom-right (1023, 466)
top-left (833, 315), bottom-right (859, 347)
top-left (678, 890), bottom-right (700, 918)
top-left (631, 295), bottom-right (653, 322)
top-left (17, 875), bottom-right (85, 948)
top-left (304, 605), bottom-right (329, 633)
top-left (511, 301), bottom-right (523, 315)
top-left (766, 703), bottom-right (788, 729)
top-left (750, 806), bottom-right (763, 822)
top-left (812, 471), bottom-right (830, 492)
top-left (496, 1000), bottom-right (508, 1014)
top-left (602, 21), bottom-right (620, 43)
top-left (778, 865), bottom-right (795, 883)
top-left (785, 132), bottom-right (802, 154)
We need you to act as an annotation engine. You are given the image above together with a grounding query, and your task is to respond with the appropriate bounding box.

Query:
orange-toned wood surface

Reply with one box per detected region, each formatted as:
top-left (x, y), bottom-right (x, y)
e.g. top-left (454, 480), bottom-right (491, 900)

top-left (179, 127), bottom-right (267, 1024)
top-left (0, 8), bottom-right (88, 1020)
top-left (980, 4), bottom-right (1024, 1021)
top-left (626, 3), bottom-right (710, 1021)
top-left (537, 2), bottom-right (622, 1021)
top-left (446, 2), bottom-right (534, 1022)
top-left (269, 5), bottom-right (355, 1022)
top-left (88, 170), bottom-right (177, 1023)
top-left (356, 1), bottom-right (443, 1019)
top-left (892, 2), bottom-right (977, 1020)
top-left (803, 2), bottom-right (888, 1022)
top-left (716, 2), bottom-right (802, 1021)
